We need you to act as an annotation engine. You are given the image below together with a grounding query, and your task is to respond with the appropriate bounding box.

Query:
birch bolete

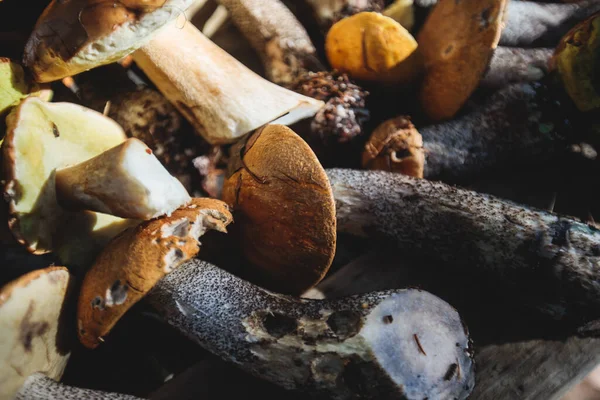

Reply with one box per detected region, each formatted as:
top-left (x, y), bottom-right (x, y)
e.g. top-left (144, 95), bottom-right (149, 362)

top-left (23, 0), bottom-right (324, 145)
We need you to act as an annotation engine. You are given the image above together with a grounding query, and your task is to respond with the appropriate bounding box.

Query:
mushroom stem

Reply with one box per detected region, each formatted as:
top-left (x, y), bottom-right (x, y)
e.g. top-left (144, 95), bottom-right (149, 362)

top-left (147, 259), bottom-right (475, 399)
top-left (14, 373), bottom-right (143, 400)
top-left (500, 0), bottom-right (600, 47)
top-left (130, 21), bottom-right (324, 145)
top-left (481, 47), bottom-right (554, 88)
top-left (215, 0), bottom-right (324, 86)
top-left (419, 82), bottom-right (573, 183)
top-left (326, 168), bottom-right (600, 325)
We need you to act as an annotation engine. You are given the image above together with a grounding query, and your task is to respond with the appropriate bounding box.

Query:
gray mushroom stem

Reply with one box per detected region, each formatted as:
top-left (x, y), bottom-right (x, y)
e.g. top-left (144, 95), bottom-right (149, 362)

top-left (481, 47), bottom-right (554, 89)
top-left (501, 0), bottom-right (600, 47)
top-left (15, 373), bottom-right (143, 400)
top-left (147, 259), bottom-right (475, 400)
top-left (327, 168), bottom-right (600, 325)
top-left (420, 82), bottom-right (573, 183)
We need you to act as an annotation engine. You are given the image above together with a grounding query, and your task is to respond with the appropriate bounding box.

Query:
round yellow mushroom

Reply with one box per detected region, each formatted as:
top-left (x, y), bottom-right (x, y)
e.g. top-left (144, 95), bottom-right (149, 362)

top-left (325, 12), bottom-right (422, 85)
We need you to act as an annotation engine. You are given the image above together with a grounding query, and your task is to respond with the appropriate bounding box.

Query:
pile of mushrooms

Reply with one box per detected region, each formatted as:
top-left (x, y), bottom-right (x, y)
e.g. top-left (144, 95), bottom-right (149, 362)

top-left (1, 0), bottom-right (600, 399)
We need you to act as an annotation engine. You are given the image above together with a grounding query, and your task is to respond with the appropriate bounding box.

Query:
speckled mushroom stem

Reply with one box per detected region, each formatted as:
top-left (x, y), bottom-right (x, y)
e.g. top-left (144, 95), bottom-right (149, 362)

top-left (147, 259), bottom-right (475, 400)
top-left (14, 373), bottom-right (143, 400)
top-left (420, 82), bottom-right (573, 183)
top-left (215, 0), bottom-right (324, 86)
top-left (216, 0), bottom-right (369, 150)
top-left (481, 47), bottom-right (554, 88)
top-left (500, 0), bottom-right (600, 47)
top-left (327, 168), bottom-right (600, 325)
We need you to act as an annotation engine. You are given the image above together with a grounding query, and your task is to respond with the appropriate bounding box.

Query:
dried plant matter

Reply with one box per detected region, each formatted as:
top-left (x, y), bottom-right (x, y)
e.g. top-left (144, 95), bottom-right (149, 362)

top-left (148, 259), bottom-right (475, 400)
top-left (327, 168), bottom-right (600, 325)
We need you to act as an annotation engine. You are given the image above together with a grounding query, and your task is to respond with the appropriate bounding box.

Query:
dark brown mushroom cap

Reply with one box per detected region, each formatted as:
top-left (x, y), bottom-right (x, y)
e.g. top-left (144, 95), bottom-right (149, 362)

top-left (221, 124), bottom-right (336, 295)
top-left (417, 0), bottom-right (508, 121)
top-left (77, 198), bottom-right (233, 349)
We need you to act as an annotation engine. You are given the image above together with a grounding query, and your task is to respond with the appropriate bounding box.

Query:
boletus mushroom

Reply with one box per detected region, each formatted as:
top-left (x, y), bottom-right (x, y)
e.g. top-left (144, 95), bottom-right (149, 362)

top-left (23, 0), bottom-right (324, 145)
top-left (0, 266), bottom-right (73, 400)
top-left (1, 97), bottom-right (138, 266)
top-left (77, 198), bottom-right (233, 349)
top-left (550, 11), bottom-right (600, 113)
top-left (55, 138), bottom-right (191, 220)
top-left (221, 124), bottom-right (336, 295)
top-left (146, 259), bottom-right (475, 399)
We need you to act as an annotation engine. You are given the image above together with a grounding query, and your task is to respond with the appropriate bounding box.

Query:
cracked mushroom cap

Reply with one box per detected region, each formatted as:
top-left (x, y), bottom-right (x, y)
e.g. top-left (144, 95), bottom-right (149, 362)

top-left (23, 0), bottom-right (195, 82)
top-left (0, 266), bottom-right (73, 400)
top-left (1, 97), bottom-right (136, 267)
top-left (77, 198), bottom-right (233, 349)
top-left (550, 12), bottom-right (600, 112)
top-left (221, 124), bottom-right (336, 295)
top-left (0, 58), bottom-right (52, 116)
top-left (417, 0), bottom-right (508, 121)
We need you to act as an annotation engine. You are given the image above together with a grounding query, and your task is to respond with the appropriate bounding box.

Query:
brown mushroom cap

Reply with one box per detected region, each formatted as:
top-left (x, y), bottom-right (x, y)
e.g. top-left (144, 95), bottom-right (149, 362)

top-left (1, 97), bottom-right (135, 266)
top-left (417, 0), bottom-right (508, 121)
top-left (221, 124), bottom-right (336, 295)
top-left (0, 266), bottom-right (73, 400)
top-left (77, 197), bottom-right (233, 349)
top-left (550, 12), bottom-right (600, 112)
top-left (362, 116), bottom-right (425, 178)
top-left (23, 0), bottom-right (195, 82)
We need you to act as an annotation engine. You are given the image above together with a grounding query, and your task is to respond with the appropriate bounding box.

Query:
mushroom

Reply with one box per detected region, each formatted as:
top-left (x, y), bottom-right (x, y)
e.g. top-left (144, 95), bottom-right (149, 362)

top-left (550, 11), bottom-right (600, 113)
top-left (146, 259), bottom-right (475, 400)
top-left (221, 124), bottom-right (336, 295)
top-left (23, 0), bottom-right (324, 145)
top-left (14, 373), bottom-right (144, 400)
top-left (0, 58), bottom-right (51, 116)
top-left (304, 0), bottom-right (386, 30)
top-left (55, 138), bottom-right (191, 220)
top-left (326, 168), bottom-right (600, 326)
top-left (325, 11), bottom-right (422, 85)
top-left (77, 197), bottom-right (233, 349)
top-left (216, 0), bottom-right (370, 157)
top-left (417, 0), bottom-right (509, 121)
top-left (382, 0), bottom-right (415, 31)
top-left (362, 116), bottom-right (424, 178)
top-left (0, 266), bottom-right (74, 400)
top-left (1, 97), bottom-right (138, 267)
top-left (480, 47), bottom-right (555, 89)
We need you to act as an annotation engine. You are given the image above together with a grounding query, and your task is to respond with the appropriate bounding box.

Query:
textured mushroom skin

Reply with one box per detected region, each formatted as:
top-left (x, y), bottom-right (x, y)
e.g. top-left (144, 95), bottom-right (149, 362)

top-left (23, 0), bottom-right (195, 82)
top-left (417, 0), bottom-right (508, 121)
top-left (14, 373), bottom-right (143, 400)
top-left (0, 267), bottom-right (73, 400)
top-left (222, 125), bottom-right (336, 295)
top-left (77, 198), bottom-right (232, 349)
top-left (327, 168), bottom-right (600, 324)
top-left (148, 260), bottom-right (475, 400)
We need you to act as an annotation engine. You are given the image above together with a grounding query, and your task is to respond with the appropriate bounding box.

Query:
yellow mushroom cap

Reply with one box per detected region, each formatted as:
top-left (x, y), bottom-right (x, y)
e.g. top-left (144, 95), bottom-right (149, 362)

top-left (325, 12), bottom-right (422, 85)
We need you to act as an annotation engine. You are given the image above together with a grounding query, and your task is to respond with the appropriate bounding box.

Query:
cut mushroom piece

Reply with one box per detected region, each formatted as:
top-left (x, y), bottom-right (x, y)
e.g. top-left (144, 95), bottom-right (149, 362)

top-left (0, 266), bottom-right (73, 400)
top-left (147, 259), bottom-right (475, 400)
top-left (417, 0), bottom-right (508, 121)
top-left (550, 12), bottom-right (600, 113)
top-left (0, 58), bottom-right (51, 116)
top-left (1, 97), bottom-right (137, 266)
top-left (77, 198), bottom-right (233, 349)
top-left (221, 125), bottom-right (336, 295)
top-left (55, 138), bottom-right (191, 220)
top-left (14, 373), bottom-right (144, 400)
top-left (326, 12), bottom-right (422, 85)
top-left (23, 0), bottom-right (324, 145)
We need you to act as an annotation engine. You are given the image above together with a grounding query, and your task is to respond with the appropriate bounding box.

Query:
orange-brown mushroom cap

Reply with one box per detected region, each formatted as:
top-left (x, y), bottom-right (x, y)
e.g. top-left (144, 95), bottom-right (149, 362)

top-left (77, 198), bottom-right (232, 349)
top-left (221, 124), bottom-right (336, 295)
top-left (417, 0), bottom-right (508, 121)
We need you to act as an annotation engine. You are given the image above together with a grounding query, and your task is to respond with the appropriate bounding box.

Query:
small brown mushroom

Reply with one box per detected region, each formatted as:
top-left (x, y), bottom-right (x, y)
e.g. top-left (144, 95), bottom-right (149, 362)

top-left (221, 124), bottom-right (336, 295)
top-left (0, 266), bottom-right (74, 400)
top-left (1, 97), bottom-right (138, 267)
top-left (362, 116), bottom-right (425, 178)
top-left (55, 138), bottom-right (191, 220)
top-left (77, 197), bottom-right (232, 349)
top-left (417, 0), bottom-right (509, 121)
